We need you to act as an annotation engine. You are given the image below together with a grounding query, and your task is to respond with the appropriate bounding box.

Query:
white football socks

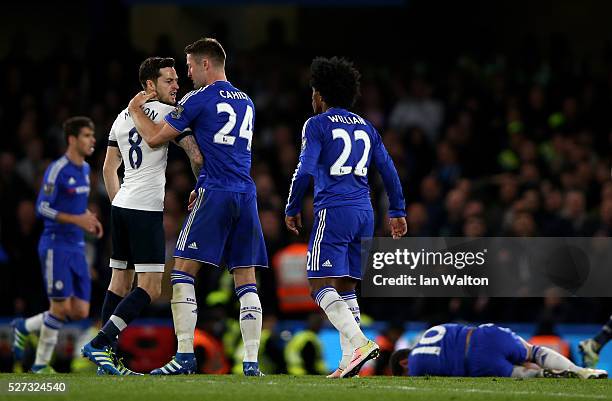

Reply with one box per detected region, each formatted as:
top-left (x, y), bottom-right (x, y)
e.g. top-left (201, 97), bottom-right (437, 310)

top-left (339, 291), bottom-right (360, 369)
top-left (533, 346), bottom-right (577, 372)
top-left (34, 312), bottom-right (63, 366)
top-left (315, 287), bottom-right (367, 349)
top-left (170, 270), bottom-right (197, 354)
top-left (236, 284), bottom-right (262, 362)
top-left (25, 313), bottom-right (44, 333)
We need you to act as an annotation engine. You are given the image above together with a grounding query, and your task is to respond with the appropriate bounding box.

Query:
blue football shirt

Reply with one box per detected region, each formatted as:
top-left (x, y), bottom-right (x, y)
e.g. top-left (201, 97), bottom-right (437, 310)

top-left (36, 155), bottom-right (91, 248)
top-left (285, 107), bottom-right (405, 216)
top-left (165, 81), bottom-right (256, 194)
top-left (408, 323), bottom-right (472, 376)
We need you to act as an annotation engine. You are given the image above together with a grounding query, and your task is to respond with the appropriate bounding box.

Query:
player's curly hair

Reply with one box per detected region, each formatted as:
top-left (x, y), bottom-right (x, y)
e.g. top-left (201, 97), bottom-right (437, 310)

top-left (310, 56), bottom-right (361, 109)
top-left (390, 348), bottom-right (411, 376)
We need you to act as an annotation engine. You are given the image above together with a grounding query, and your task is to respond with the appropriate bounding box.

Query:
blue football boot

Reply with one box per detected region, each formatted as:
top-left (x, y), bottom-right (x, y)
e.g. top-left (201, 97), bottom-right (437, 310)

top-left (81, 342), bottom-right (121, 375)
top-left (150, 353), bottom-right (196, 375)
top-left (243, 362), bottom-right (264, 376)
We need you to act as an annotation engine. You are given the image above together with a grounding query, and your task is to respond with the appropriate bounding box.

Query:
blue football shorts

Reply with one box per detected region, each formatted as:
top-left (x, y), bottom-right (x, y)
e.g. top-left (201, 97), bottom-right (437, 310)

top-left (38, 239), bottom-right (90, 301)
top-left (467, 324), bottom-right (528, 377)
top-left (306, 207), bottom-right (374, 280)
top-left (174, 188), bottom-right (268, 270)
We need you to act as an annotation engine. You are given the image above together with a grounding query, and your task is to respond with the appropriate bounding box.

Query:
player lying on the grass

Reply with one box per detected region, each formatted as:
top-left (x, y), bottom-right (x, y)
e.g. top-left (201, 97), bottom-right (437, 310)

top-left (390, 323), bottom-right (608, 379)
top-left (579, 314), bottom-right (612, 368)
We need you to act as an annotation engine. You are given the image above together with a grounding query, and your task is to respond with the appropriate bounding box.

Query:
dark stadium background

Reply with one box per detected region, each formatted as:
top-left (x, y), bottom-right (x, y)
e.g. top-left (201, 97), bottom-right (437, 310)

top-left (0, 0), bottom-right (610, 374)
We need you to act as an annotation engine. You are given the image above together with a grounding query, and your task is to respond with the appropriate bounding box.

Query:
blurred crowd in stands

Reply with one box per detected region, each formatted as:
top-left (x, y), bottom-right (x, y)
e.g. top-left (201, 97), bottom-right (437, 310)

top-left (0, 28), bottom-right (611, 331)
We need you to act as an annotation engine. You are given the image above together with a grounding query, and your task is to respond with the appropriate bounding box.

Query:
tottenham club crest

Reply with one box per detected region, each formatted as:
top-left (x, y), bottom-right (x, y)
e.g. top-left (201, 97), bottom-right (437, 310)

top-left (171, 105), bottom-right (184, 119)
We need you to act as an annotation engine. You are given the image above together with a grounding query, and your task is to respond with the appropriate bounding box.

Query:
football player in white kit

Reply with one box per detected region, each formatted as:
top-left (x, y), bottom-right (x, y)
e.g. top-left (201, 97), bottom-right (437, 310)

top-left (82, 57), bottom-right (203, 375)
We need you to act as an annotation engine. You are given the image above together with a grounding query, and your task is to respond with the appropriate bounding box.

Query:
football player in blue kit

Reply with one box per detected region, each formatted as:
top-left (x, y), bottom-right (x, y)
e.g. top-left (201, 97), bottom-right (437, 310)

top-left (285, 57), bottom-right (407, 378)
top-left (12, 117), bottom-right (103, 373)
top-left (390, 323), bottom-right (608, 379)
top-left (127, 38), bottom-right (267, 376)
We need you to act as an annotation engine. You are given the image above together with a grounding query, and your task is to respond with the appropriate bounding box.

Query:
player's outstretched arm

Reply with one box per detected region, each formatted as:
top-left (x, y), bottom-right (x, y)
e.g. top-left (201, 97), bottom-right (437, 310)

top-left (102, 146), bottom-right (122, 201)
top-left (176, 134), bottom-right (203, 178)
top-left (128, 91), bottom-right (180, 147)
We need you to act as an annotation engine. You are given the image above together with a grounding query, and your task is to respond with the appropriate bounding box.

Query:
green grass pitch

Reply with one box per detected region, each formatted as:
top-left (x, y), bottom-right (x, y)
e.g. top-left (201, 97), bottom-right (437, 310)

top-left (0, 374), bottom-right (610, 401)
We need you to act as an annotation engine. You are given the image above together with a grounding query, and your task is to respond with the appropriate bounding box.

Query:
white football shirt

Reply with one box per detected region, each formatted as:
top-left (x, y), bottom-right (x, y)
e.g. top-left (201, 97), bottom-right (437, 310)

top-left (108, 100), bottom-right (174, 212)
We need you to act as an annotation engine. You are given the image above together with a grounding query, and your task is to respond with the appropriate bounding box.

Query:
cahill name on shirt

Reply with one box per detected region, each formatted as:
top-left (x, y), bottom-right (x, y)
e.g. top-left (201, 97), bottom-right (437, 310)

top-left (219, 90), bottom-right (249, 100)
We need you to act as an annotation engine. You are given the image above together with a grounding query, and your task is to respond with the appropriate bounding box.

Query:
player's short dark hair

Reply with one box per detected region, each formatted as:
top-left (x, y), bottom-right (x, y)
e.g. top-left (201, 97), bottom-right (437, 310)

top-left (390, 348), bottom-right (411, 376)
top-left (63, 116), bottom-right (94, 143)
top-left (139, 57), bottom-right (175, 89)
top-left (184, 38), bottom-right (226, 66)
top-left (310, 56), bottom-right (361, 109)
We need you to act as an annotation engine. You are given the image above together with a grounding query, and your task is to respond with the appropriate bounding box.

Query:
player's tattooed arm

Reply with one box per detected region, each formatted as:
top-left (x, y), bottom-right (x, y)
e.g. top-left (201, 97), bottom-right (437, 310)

top-left (102, 146), bottom-right (123, 201)
top-left (128, 91), bottom-right (179, 147)
top-left (176, 134), bottom-right (203, 179)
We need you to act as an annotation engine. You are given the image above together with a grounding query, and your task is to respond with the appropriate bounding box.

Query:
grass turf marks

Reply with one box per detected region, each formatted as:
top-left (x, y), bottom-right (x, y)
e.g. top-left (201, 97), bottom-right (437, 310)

top-left (0, 374), bottom-right (610, 401)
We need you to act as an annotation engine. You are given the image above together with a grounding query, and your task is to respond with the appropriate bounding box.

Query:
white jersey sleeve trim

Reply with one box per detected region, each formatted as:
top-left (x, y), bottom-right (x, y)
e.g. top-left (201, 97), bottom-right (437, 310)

top-left (286, 117), bottom-right (313, 205)
top-left (38, 201), bottom-right (59, 220)
top-left (178, 86), bottom-right (207, 105)
top-left (47, 157), bottom-right (68, 185)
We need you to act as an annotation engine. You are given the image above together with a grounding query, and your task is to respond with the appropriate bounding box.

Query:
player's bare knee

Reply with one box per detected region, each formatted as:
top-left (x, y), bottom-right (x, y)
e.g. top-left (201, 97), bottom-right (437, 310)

top-left (139, 283), bottom-right (161, 301)
top-left (108, 281), bottom-right (131, 297)
top-left (74, 311), bottom-right (89, 320)
top-left (138, 272), bottom-right (162, 301)
top-left (68, 299), bottom-right (90, 321)
top-left (49, 299), bottom-right (70, 320)
top-left (233, 267), bottom-right (256, 288)
top-left (308, 278), bottom-right (336, 294)
top-left (108, 269), bottom-right (134, 296)
top-left (70, 307), bottom-right (89, 321)
top-left (335, 277), bottom-right (357, 293)
top-left (150, 285), bottom-right (162, 300)
top-left (174, 258), bottom-right (201, 277)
